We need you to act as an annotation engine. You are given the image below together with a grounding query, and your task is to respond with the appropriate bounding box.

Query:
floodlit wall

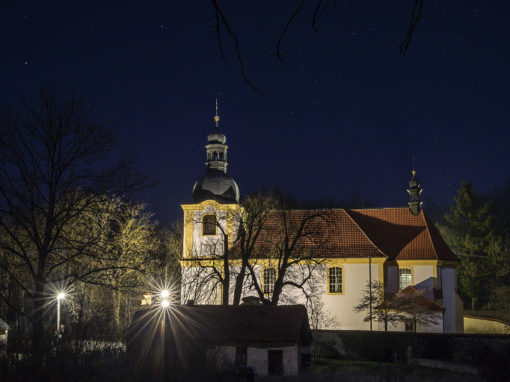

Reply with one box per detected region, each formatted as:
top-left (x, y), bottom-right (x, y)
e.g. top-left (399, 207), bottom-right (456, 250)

top-left (464, 316), bottom-right (510, 334)
top-left (321, 261), bottom-right (381, 330)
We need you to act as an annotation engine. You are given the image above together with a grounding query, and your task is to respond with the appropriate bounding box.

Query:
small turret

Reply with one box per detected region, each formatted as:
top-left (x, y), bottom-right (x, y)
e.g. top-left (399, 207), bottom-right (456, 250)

top-left (407, 168), bottom-right (423, 215)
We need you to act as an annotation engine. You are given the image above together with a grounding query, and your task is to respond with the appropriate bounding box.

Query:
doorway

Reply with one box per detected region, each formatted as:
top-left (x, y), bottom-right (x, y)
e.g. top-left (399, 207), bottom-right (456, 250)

top-left (268, 350), bottom-right (283, 375)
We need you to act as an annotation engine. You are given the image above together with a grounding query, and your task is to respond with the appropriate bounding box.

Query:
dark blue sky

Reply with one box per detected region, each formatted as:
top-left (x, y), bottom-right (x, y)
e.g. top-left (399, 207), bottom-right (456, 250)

top-left (2, 1), bottom-right (509, 224)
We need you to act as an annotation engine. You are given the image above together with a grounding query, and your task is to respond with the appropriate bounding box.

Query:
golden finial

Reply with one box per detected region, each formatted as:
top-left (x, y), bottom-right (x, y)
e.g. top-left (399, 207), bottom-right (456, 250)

top-left (214, 98), bottom-right (220, 128)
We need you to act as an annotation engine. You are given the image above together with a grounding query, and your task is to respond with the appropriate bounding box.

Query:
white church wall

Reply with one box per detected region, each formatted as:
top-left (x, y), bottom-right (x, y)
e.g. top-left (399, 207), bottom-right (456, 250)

top-left (321, 262), bottom-right (380, 330)
top-left (441, 266), bottom-right (462, 333)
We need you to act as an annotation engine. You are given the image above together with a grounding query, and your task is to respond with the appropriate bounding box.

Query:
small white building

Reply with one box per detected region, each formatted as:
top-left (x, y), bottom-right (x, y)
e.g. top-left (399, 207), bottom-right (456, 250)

top-left (128, 304), bottom-right (312, 377)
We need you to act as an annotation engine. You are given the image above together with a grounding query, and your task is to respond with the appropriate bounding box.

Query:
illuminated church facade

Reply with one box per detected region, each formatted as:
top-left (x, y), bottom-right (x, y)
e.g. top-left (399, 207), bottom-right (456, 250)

top-left (179, 109), bottom-right (464, 333)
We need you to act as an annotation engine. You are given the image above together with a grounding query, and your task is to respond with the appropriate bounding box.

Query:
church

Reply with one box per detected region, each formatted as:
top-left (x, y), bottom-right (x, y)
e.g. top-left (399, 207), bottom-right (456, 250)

top-left (179, 108), bottom-right (464, 333)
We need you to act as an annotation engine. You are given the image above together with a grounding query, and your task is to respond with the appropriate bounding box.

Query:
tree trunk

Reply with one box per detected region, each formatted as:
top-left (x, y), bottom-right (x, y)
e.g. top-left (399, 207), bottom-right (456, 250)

top-left (233, 261), bottom-right (247, 305)
top-left (112, 289), bottom-right (121, 335)
top-left (31, 274), bottom-right (47, 366)
top-left (471, 297), bottom-right (475, 312)
top-left (384, 320), bottom-right (388, 332)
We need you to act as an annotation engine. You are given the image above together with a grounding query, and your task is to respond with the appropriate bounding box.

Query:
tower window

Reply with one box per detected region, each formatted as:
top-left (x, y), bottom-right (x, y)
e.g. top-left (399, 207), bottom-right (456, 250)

top-left (202, 214), bottom-right (216, 235)
top-left (399, 268), bottom-right (412, 290)
top-left (219, 152), bottom-right (224, 161)
top-left (263, 268), bottom-right (276, 294)
top-left (212, 152), bottom-right (217, 161)
top-left (328, 267), bottom-right (343, 294)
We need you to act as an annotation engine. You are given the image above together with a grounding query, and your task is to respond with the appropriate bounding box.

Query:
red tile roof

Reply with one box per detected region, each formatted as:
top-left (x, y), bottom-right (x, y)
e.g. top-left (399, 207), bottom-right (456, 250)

top-left (235, 209), bottom-right (385, 259)
top-left (398, 286), bottom-right (446, 311)
top-left (346, 208), bottom-right (458, 261)
top-left (231, 207), bottom-right (458, 262)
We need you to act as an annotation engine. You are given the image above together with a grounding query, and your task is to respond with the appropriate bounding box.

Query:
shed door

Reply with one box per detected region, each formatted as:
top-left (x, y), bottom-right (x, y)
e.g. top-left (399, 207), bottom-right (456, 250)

top-left (268, 350), bottom-right (283, 375)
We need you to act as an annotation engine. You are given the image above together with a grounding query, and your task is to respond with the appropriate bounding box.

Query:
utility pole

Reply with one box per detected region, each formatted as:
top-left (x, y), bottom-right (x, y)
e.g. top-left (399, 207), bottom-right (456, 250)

top-left (369, 256), bottom-right (373, 331)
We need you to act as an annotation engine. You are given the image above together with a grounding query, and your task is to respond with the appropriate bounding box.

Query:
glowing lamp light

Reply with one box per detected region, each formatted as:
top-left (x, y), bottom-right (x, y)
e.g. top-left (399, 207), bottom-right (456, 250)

top-left (57, 292), bottom-right (66, 301)
top-left (161, 299), bottom-right (170, 308)
top-left (160, 289), bottom-right (170, 299)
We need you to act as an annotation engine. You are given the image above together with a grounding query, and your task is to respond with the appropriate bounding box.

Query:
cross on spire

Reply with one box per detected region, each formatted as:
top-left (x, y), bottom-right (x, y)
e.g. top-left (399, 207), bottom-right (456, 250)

top-left (214, 98), bottom-right (220, 128)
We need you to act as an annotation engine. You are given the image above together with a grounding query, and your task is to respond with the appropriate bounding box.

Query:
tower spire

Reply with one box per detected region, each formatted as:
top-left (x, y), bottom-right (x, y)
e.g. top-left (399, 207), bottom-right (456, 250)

top-left (214, 98), bottom-right (220, 128)
top-left (407, 155), bottom-right (422, 215)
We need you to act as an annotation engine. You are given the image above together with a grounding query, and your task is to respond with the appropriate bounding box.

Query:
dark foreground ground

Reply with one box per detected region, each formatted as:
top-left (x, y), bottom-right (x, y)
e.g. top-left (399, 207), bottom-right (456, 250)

top-left (0, 353), bottom-right (495, 382)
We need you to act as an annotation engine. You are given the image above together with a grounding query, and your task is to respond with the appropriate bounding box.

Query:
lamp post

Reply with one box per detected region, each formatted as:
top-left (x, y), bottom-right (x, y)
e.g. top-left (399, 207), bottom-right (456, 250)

top-left (160, 289), bottom-right (170, 309)
top-left (56, 292), bottom-right (65, 337)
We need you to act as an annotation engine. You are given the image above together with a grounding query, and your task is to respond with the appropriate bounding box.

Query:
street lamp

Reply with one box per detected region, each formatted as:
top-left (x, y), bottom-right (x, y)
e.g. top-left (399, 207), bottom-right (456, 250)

top-left (160, 289), bottom-right (170, 299)
top-left (56, 292), bottom-right (65, 337)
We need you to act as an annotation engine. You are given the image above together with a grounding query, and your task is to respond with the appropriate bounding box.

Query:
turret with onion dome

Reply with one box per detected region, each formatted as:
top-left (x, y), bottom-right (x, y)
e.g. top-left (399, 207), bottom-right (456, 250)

top-left (407, 164), bottom-right (423, 215)
top-left (192, 100), bottom-right (240, 204)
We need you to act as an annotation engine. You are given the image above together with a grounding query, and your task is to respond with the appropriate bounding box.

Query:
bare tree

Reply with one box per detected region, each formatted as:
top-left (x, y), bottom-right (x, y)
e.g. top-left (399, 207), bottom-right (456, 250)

top-left (181, 191), bottom-right (330, 310)
top-left (246, 193), bottom-right (331, 306)
top-left (182, 206), bottom-right (238, 305)
top-left (231, 193), bottom-right (275, 305)
top-left (396, 287), bottom-right (442, 333)
top-left (354, 280), bottom-right (404, 332)
top-left (0, 86), bottom-right (144, 357)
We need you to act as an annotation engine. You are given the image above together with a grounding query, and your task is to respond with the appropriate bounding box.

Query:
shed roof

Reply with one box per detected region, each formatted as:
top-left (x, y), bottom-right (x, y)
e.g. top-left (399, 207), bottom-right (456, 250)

top-left (132, 304), bottom-right (311, 345)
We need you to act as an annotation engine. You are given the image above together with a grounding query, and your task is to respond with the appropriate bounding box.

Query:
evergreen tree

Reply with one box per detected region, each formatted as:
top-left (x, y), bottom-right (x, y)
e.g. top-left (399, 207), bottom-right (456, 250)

top-left (438, 181), bottom-right (499, 311)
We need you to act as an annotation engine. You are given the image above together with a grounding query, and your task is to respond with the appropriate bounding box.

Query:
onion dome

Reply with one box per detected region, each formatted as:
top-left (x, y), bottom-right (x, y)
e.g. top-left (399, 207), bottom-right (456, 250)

top-left (207, 127), bottom-right (226, 144)
top-left (193, 170), bottom-right (240, 204)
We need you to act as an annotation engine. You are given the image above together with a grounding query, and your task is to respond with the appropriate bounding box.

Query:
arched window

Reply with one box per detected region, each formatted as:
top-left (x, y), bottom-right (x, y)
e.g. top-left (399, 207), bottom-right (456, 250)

top-left (202, 214), bottom-right (216, 235)
top-left (263, 268), bottom-right (276, 294)
top-left (328, 267), bottom-right (343, 294)
top-left (399, 268), bottom-right (412, 291)
top-left (212, 152), bottom-right (217, 161)
top-left (218, 152), bottom-right (224, 161)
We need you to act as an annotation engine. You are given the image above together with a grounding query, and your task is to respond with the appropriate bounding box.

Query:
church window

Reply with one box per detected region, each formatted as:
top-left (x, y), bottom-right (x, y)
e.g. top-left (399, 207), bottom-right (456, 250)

top-left (399, 268), bottom-right (412, 290)
top-left (212, 152), bottom-right (217, 161)
top-left (219, 152), bottom-right (224, 161)
top-left (328, 267), bottom-right (343, 294)
top-left (202, 214), bottom-right (216, 235)
top-left (263, 268), bottom-right (276, 294)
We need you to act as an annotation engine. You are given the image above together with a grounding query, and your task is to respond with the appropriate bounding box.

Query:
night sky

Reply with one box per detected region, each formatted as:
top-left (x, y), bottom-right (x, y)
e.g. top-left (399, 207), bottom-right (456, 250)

top-left (2, 1), bottom-right (509, 225)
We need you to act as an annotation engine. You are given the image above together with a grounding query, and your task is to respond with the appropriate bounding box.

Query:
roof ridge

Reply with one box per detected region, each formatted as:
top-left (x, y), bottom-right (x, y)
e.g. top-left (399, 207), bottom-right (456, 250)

top-left (343, 209), bottom-right (388, 258)
top-left (421, 211), bottom-right (440, 260)
top-left (268, 207), bottom-right (411, 213)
